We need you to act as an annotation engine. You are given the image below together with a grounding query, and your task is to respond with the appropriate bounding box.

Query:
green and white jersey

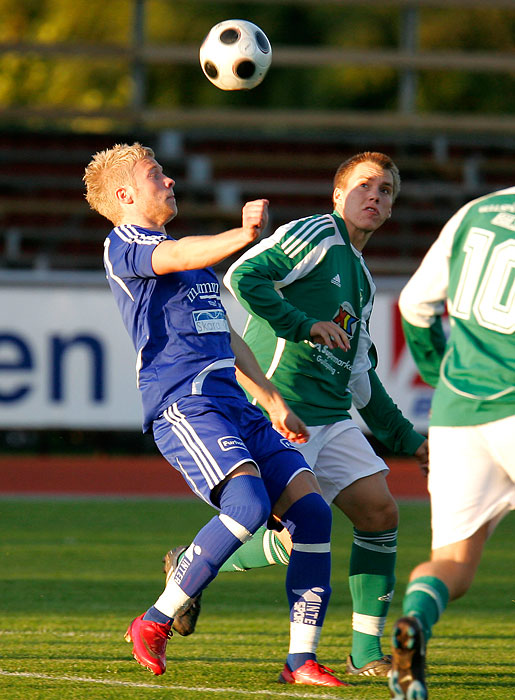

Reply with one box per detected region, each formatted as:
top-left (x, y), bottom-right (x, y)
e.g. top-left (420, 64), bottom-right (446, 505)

top-left (225, 211), bottom-right (424, 455)
top-left (399, 187), bottom-right (515, 427)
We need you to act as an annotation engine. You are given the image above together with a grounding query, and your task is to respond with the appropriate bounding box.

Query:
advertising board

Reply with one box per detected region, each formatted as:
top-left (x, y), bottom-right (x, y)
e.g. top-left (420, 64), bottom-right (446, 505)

top-left (0, 280), bottom-right (433, 432)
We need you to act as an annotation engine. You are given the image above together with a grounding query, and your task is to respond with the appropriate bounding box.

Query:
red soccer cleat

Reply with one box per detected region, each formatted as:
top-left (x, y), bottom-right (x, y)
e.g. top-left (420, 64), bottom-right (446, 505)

top-left (124, 613), bottom-right (173, 675)
top-left (278, 659), bottom-right (349, 686)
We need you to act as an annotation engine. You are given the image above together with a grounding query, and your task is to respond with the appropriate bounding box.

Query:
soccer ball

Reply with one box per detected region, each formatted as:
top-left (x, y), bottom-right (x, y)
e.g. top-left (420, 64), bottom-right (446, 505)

top-left (199, 19), bottom-right (272, 91)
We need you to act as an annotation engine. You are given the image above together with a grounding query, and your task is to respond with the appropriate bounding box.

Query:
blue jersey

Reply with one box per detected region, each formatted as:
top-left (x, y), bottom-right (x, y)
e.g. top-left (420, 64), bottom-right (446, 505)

top-left (103, 223), bottom-right (246, 431)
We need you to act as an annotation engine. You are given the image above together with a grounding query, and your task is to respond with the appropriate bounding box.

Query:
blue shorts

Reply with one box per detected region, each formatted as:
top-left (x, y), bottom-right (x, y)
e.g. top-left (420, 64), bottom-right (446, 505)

top-left (152, 394), bottom-right (311, 507)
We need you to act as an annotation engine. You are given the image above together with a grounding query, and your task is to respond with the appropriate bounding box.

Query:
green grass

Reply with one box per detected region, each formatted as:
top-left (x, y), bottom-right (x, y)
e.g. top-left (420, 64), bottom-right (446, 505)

top-left (1, 498), bottom-right (513, 699)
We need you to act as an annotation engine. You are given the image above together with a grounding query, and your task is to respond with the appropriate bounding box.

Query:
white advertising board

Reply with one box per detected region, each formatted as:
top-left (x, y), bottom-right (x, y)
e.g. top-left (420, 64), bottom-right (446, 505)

top-left (0, 284), bottom-right (142, 428)
top-left (0, 281), bottom-right (433, 431)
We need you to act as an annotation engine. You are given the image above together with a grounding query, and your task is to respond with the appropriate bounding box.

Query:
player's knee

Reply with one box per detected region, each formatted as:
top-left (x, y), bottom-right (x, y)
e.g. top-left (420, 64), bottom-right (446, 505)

top-left (218, 474), bottom-right (271, 538)
top-left (354, 496), bottom-right (398, 531)
top-left (376, 498), bottom-right (399, 529)
top-left (451, 579), bottom-right (471, 601)
top-left (446, 563), bottom-right (476, 601)
top-left (281, 492), bottom-right (332, 543)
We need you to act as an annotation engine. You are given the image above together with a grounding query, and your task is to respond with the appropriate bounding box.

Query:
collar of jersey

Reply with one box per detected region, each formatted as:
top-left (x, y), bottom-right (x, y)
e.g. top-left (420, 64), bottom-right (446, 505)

top-left (331, 210), bottom-right (350, 245)
top-left (128, 224), bottom-right (171, 238)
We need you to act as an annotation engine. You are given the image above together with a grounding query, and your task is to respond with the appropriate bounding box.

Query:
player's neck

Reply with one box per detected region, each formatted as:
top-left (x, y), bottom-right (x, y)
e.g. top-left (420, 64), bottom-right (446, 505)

top-left (119, 216), bottom-right (167, 234)
top-left (347, 226), bottom-right (374, 252)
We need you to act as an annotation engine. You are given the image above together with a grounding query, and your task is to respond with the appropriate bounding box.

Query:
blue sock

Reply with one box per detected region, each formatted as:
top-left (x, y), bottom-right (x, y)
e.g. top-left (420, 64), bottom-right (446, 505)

top-left (146, 475), bottom-right (271, 625)
top-left (281, 493), bottom-right (332, 672)
top-left (173, 475), bottom-right (270, 598)
top-left (287, 651), bottom-right (316, 671)
top-left (143, 606), bottom-right (173, 625)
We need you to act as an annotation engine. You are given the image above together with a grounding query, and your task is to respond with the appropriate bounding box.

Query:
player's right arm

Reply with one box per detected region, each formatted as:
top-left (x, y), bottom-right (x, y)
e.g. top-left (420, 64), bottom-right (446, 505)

top-left (398, 209), bottom-right (462, 386)
top-left (152, 199), bottom-right (268, 274)
top-left (224, 218), bottom-right (349, 350)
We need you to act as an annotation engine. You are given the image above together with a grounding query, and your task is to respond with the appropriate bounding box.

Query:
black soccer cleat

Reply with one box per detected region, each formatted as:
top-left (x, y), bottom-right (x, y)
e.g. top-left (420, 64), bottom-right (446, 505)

top-left (346, 653), bottom-right (392, 677)
top-left (389, 616), bottom-right (428, 699)
top-left (162, 546), bottom-right (202, 636)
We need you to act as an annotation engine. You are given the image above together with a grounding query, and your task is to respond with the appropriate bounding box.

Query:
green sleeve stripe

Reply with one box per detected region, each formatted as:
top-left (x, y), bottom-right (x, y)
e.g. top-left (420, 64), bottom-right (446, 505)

top-left (281, 215), bottom-right (336, 258)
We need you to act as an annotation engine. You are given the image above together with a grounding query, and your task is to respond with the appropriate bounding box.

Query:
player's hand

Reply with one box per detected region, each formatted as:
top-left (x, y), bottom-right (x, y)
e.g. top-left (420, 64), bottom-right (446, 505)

top-left (310, 320), bottom-right (351, 351)
top-left (268, 405), bottom-right (310, 444)
top-left (242, 199), bottom-right (269, 242)
top-left (413, 440), bottom-right (429, 476)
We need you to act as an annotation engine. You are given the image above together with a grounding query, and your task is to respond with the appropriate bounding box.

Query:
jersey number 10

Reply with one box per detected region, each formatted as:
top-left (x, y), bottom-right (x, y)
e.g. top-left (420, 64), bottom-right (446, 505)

top-left (452, 226), bottom-right (515, 334)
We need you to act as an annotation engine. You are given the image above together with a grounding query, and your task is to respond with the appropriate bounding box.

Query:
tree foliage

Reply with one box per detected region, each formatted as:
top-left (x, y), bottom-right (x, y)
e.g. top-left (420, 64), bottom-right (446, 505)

top-left (0, 0), bottom-right (513, 116)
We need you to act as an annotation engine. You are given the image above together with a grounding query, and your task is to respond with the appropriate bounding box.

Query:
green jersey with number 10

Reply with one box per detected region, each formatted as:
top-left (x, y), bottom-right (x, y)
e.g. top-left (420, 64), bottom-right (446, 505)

top-left (399, 187), bottom-right (515, 427)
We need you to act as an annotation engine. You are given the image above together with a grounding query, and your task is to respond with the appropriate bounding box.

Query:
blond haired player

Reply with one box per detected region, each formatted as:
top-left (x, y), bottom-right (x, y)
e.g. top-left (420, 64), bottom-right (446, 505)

top-left (84, 142), bottom-right (352, 687)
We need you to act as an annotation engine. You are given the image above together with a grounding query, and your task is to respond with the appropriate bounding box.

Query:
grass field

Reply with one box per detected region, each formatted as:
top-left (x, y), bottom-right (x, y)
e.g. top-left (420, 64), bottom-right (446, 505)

top-left (1, 498), bottom-right (513, 700)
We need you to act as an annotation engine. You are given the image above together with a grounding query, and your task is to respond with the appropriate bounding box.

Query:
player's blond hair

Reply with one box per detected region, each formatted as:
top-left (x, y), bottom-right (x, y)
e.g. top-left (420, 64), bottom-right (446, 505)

top-left (84, 142), bottom-right (155, 225)
top-left (333, 151), bottom-right (401, 202)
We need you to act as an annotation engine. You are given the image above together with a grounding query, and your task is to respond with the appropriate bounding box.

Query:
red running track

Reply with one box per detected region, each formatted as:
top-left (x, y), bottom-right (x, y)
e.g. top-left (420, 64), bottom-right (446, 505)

top-left (0, 455), bottom-right (428, 499)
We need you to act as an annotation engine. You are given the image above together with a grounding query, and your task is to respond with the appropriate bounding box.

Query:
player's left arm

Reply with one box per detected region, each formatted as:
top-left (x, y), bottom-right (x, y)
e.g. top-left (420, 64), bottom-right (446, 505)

top-left (152, 199), bottom-right (267, 274)
top-left (412, 439), bottom-right (429, 476)
top-left (229, 321), bottom-right (309, 444)
top-left (348, 324), bottom-right (427, 471)
top-left (354, 366), bottom-right (427, 460)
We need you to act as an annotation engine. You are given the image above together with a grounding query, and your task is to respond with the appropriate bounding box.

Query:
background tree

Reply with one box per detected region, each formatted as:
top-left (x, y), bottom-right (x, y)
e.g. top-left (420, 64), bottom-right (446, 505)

top-left (0, 0), bottom-right (513, 121)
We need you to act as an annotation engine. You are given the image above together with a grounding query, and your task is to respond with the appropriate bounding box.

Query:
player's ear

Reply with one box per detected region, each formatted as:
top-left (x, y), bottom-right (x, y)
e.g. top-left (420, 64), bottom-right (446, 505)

top-left (115, 186), bottom-right (133, 204)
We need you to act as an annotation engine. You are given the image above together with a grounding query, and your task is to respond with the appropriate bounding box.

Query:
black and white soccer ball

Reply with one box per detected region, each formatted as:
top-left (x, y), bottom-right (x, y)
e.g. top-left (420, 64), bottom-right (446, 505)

top-left (199, 19), bottom-right (272, 91)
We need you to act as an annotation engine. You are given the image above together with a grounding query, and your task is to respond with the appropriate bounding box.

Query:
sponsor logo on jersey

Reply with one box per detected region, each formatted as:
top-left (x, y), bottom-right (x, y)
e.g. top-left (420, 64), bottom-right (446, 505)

top-left (491, 212), bottom-right (515, 231)
top-left (330, 273), bottom-right (341, 287)
top-left (218, 435), bottom-right (246, 451)
top-left (280, 437), bottom-right (296, 449)
top-left (479, 203), bottom-right (515, 214)
top-left (187, 281), bottom-right (220, 302)
top-left (311, 343), bottom-right (353, 375)
top-left (192, 309), bottom-right (229, 334)
top-left (332, 301), bottom-right (360, 338)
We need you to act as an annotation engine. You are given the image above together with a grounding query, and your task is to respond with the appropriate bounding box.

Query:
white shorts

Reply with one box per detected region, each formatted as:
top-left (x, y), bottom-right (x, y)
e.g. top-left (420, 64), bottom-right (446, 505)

top-left (295, 420), bottom-right (389, 504)
top-left (429, 415), bottom-right (515, 550)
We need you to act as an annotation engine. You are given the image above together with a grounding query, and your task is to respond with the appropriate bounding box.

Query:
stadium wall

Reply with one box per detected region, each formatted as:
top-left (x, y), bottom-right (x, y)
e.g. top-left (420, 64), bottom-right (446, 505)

top-left (0, 275), bottom-right (433, 434)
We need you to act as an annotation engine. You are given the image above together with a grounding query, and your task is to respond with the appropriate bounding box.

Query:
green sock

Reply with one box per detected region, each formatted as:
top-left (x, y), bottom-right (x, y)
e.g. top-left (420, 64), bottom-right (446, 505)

top-left (348, 527), bottom-right (397, 668)
top-left (402, 575), bottom-right (449, 642)
top-left (218, 525), bottom-right (290, 572)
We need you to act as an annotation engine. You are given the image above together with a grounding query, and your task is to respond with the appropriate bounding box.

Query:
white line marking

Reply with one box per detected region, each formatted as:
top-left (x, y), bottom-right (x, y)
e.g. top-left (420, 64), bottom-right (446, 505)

top-left (0, 668), bottom-right (370, 698)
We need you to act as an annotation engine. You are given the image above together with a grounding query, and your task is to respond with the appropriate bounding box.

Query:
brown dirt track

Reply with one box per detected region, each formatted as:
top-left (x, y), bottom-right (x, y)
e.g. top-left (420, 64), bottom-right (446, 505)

top-left (0, 455), bottom-right (428, 499)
